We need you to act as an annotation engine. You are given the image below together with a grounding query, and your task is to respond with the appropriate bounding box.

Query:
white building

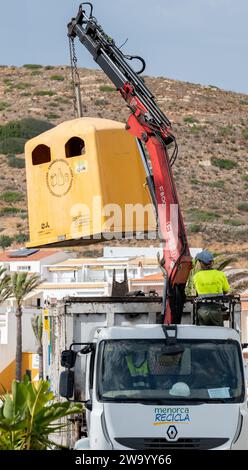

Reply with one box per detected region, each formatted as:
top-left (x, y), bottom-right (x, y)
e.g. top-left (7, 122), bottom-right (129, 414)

top-left (0, 248), bottom-right (73, 275)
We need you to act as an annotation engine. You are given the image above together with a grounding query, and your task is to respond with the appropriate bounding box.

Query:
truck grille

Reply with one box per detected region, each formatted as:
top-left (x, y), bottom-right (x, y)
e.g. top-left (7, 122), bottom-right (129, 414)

top-left (114, 437), bottom-right (229, 450)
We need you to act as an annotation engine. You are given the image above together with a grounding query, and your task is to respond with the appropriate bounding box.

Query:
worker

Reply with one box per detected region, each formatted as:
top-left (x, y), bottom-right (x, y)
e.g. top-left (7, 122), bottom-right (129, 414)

top-left (193, 250), bottom-right (230, 326)
top-left (125, 350), bottom-right (150, 388)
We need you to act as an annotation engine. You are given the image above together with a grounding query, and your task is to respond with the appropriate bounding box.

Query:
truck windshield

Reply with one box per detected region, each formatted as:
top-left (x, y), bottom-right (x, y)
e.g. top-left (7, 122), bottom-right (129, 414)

top-left (98, 339), bottom-right (244, 403)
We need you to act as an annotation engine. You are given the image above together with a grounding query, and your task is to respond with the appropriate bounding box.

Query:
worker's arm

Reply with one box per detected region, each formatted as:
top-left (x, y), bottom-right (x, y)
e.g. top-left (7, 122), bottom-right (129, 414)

top-left (222, 273), bottom-right (230, 294)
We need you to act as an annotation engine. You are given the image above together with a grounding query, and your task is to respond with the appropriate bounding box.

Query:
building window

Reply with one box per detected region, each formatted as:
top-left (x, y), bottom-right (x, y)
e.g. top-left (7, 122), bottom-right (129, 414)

top-left (17, 266), bottom-right (31, 271)
top-left (32, 144), bottom-right (51, 165)
top-left (65, 137), bottom-right (85, 158)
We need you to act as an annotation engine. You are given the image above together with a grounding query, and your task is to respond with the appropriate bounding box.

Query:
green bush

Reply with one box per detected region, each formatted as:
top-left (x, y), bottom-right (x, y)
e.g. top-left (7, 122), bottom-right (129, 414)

top-left (211, 157), bottom-right (238, 170)
top-left (0, 118), bottom-right (54, 141)
top-left (54, 97), bottom-right (69, 104)
top-left (44, 65), bottom-right (55, 70)
top-left (0, 235), bottom-right (13, 249)
top-left (7, 155), bottom-right (25, 168)
top-left (188, 125), bottom-right (202, 134)
top-left (187, 208), bottom-right (220, 222)
top-left (95, 99), bottom-right (109, 106)
top-left (15, 83), bottom-right (33, 90)
top-left (223, 219), bottom-right (244, 226)
top-left (240, 99), bottom-right (248, 105)
top-left (218, 126), bottom-right (232, 136)
top-left (242, 128), bottom-right (248, 140)
top-left (0, 378), bottom-right (82, 450)
top-left (190, 178), bottom-right (199, 185)
top-left (207, 180), bottom-right (225, 189)
top-left (0, 138), bottom-right (26, 154)
top-left (23, 64), bottom-right (43, 69)
top-left (45, 113), bottom-right (60, 120)
top-left (242, 175), bottom-right (248, 182)
top-left (13, 233), bottom-right (28, 243)
top-left (34, 90), bottom-right (56, 96)
top-left (188, 224), bottom-right (202, 233)
top-left (50, 74), bottom-right (64, 81)
top-left (0, 191), bottom-right (24, 202)
top-left (183, 116), bottom-right (199, 124)
top-left (99, 85), bottom-right (115, 92)
top-left (0, 102), bottom-right (9, 111)
top-left (237, 202), bottom-right (248, 212)
top-left (0, 207), bottom-right (21, 216)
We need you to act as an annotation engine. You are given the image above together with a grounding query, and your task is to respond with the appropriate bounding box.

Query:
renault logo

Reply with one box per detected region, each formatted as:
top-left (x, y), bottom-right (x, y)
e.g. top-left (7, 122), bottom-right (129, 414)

top-left (167, 425), bottom-right (178, 440)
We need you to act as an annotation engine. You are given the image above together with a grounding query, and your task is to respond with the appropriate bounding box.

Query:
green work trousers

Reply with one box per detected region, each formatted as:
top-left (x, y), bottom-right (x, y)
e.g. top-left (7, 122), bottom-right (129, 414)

top-left (197, 304), bottom-right (224, 326)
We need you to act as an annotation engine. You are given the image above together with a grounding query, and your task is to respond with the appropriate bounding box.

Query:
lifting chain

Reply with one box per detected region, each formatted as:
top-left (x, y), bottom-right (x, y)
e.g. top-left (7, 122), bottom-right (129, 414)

top-left (69, 37), bottom-right (83, 118)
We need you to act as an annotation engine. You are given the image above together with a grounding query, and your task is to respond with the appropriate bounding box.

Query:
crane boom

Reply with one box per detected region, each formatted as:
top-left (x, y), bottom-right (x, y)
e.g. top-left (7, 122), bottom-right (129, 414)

top-left (67, 3), bottom-right (192, 323)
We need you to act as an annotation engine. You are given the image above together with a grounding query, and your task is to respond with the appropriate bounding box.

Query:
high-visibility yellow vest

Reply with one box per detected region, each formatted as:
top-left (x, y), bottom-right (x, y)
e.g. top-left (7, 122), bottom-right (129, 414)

top-left (193, 269), bottom-right (230, 295)
top-left (126, 355), bottom-right (149, 377)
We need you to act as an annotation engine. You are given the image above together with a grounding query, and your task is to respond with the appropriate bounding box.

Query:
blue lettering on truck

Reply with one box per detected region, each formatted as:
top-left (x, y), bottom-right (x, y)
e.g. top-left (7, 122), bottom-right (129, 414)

top-left (153, 407), bottom-right (191, 425)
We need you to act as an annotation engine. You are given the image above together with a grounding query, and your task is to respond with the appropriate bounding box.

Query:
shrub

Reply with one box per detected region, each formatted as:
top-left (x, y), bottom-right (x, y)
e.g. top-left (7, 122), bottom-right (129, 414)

top-left (15, 83), bottom-right (33, 90)
top-left (242, 175), bottom-right (248, 182)
top-left (7, 155), bottom-right (25, 168)
top-left (223, 219), bottom-right (244, 226)
top-left (188, 125), bottom-right (202, 134)
top-left (0, 191), bottom-right (24, 202)
top-left (99, 85), bottom-right (115, 92)
top-left (50, 74), bottom-right (64, 81)
top-left (54, 97), bottom-right (69, 104)
top-left (211, 157), bottom-right (237, 170)
top-left (45, 113), bottom-right (60, 120)
top-left (0, 118), bottom-right (54, 141)
top-left (218, 126), bottom-right (232, 136)
top-left (0, 138), bottom-right (26, 154)
top-left (0, 102), bottom-right (9, 111)
top-left (95, 99), bottom-right (109, 106)
top-left (237, 202), bottom-right (248, 212)
top-left (44, 65), bottom-right (55, 70)
top-left (23, 64), bottom-right (43, 69)
top-left (188, 224), bottom-right (202, 233)
top-left (190, 178), bottom-right (199, 185)
top-left (0, 235), bottom-right (13, 249)
top-left (0, 207), bottom-right (21, 216)
top-left (0, 378), bottom-right (82, 450)
top-left (34, 90), bottom-right (56, 96)
top-left (207, 180), bottom-right (225, 189)
top-left (183, 116), bottom-right (199, 124)
top-left (240, 99), bottom-right (248, 105)
top-left (187, 208), bottom-right (220, 222)
top-left (13, 233), bottom-right (28, 243)
top-left (242, 128), bottom-right (248, 140)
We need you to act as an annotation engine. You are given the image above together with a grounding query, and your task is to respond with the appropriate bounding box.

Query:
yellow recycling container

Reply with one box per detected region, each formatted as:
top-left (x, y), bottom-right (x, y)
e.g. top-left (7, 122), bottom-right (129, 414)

top-left (25, 117), bottom-right (156, 247)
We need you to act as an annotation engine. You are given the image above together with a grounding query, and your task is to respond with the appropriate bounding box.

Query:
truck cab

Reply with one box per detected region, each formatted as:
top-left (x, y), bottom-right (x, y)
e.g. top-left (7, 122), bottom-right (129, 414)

top-left (60, 323), bottom-right (248, 450)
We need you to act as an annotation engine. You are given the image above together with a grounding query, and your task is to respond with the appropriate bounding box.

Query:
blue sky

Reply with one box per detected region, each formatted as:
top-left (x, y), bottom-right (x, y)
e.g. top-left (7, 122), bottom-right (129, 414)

top-left (0, 0), bottom-right (248, 94)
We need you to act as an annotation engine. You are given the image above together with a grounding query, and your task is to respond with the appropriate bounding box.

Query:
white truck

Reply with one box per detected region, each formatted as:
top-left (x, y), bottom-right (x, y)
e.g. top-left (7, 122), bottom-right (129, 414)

top-left (57, 295), bottom-right (248, 450)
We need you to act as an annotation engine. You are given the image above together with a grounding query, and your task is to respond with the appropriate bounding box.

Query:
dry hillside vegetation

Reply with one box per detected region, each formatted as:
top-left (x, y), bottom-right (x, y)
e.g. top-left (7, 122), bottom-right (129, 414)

top-left (0, 64), bottom-right (247, 260)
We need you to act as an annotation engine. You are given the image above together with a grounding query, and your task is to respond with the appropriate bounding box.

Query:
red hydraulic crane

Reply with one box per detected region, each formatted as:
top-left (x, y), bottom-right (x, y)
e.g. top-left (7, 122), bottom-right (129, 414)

top-left (67, 3), bottom-right (192, 324)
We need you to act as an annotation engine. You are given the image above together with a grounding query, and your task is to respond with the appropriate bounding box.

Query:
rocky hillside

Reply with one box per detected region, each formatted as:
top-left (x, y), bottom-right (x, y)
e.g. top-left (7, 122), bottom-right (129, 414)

top-left (0, 64), bottom-right (247, 261)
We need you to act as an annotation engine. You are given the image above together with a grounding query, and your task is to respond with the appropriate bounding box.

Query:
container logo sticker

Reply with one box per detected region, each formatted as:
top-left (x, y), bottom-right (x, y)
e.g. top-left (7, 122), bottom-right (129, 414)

top-left (75, 160), bottom-right (87, 173)
top-left (153, 407), bottom-right (190, 425)
top-left (46, 159), bottom-right (73, 197)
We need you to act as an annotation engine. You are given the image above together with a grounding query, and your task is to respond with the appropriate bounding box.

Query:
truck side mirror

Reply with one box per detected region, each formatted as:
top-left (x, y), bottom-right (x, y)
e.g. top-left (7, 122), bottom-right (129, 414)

top-left (59, 370), bottom-right (74, 398)
top-left (85, 399), bottom-right (92, 411)
top-left (61, 349), bottom-right (77, 368)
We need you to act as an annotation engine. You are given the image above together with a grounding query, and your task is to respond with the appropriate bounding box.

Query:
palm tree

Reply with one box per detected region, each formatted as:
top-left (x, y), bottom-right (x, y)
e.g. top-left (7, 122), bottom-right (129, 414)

top-left (10, 272), bottom-right (41, 381)
top-left (31, 312), bottom-right (43, 379)
top-left (0, 267), bottom-right (11, 305)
